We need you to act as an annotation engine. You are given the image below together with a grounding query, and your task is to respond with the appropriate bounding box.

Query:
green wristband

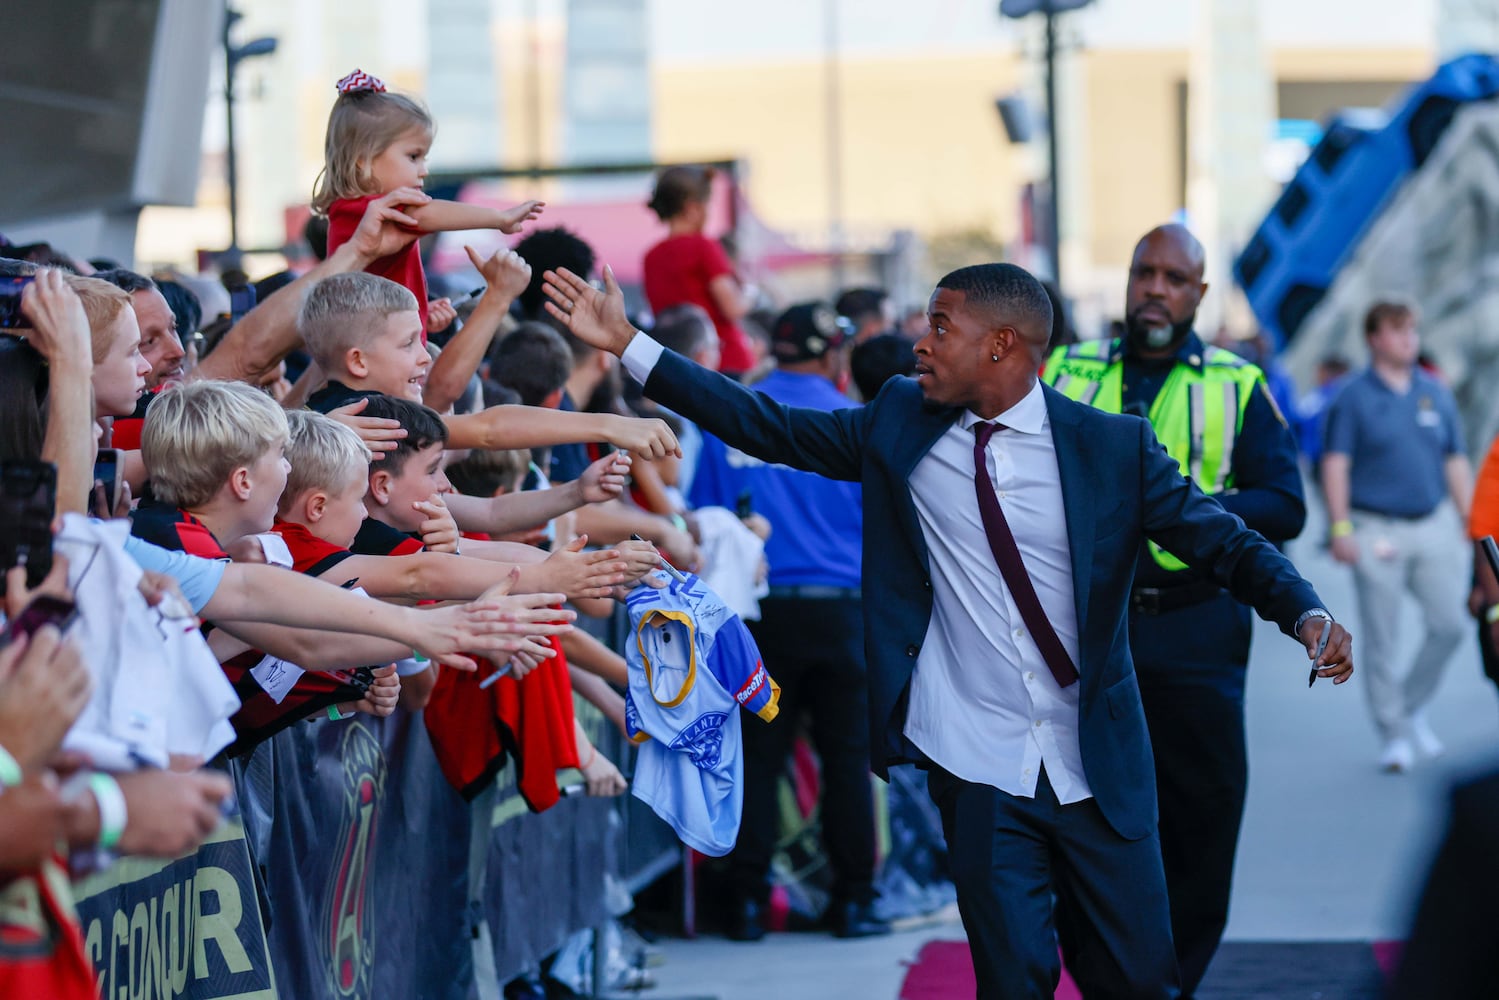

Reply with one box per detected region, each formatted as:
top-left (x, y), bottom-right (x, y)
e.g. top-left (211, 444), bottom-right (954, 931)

top-left (0, 744), bottom-right (21, 789)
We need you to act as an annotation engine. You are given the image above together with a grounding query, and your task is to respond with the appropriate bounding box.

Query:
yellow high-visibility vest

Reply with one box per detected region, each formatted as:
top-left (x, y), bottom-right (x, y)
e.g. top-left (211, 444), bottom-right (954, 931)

top-left (1042, 339), bottom-right (1263, 571)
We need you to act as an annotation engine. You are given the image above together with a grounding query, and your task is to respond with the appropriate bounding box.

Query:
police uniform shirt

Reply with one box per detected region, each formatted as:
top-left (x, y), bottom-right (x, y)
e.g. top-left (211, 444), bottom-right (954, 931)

top-left (1122, 334), bottom-right (1305, 589)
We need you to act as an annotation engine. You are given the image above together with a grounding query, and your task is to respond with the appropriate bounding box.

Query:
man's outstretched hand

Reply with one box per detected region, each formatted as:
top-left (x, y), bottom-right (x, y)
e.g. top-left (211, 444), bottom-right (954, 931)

top-left (542, 266), bottom-right (636, 357)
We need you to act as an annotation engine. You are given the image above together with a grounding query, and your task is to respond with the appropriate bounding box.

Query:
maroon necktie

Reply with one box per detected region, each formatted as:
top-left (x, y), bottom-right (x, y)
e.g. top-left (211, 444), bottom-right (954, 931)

top-left (972, 421), bottom-right (1079, 688)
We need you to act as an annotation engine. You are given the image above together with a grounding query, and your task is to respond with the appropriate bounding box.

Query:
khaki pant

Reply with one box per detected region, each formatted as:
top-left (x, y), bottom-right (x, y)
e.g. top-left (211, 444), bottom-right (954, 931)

top-left (1349, 502), bottom-right (1471, 742)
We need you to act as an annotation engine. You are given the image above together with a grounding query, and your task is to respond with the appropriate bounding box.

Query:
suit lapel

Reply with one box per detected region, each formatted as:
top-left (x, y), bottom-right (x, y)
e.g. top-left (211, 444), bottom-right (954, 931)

top-left (891, 402), bottom-right (959, 480)
top-left (1043, 386), bottom-right (1094, 635)
top-left (889, 400), bottom-right (960, 561)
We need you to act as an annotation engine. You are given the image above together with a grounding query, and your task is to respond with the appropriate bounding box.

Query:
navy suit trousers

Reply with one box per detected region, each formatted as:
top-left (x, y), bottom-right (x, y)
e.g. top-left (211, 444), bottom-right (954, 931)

top-left (928, 764), bottom-right (1180, 1000)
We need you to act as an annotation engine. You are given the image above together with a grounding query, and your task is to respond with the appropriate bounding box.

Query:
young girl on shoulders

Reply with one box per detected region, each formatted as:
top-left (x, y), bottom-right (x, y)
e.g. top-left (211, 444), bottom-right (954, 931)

top-left (313, 68), bottom-right (543, 339)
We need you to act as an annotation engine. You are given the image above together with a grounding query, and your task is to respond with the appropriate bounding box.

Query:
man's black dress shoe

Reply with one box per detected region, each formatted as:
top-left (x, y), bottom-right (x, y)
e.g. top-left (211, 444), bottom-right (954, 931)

top-left (826, 899), bottom-right (891, 939)
top-left (726, 898), bottom-right (766, 941)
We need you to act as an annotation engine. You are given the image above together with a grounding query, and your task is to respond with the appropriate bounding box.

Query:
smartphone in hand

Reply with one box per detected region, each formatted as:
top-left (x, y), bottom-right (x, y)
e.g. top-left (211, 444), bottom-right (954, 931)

top-left (0, 460), bottom-right (57, 595)
top-left (4, 594), bottom-right (78, 644)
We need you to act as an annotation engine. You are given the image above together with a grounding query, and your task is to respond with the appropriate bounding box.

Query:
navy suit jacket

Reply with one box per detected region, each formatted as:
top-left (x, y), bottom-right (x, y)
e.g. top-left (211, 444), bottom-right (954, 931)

top-left (642, 350), bottom-right (1321, 840)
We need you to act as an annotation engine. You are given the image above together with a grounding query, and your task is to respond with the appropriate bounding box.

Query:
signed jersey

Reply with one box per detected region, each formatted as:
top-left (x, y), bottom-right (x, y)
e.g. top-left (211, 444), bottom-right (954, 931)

top-left (624, 572), bottom-right (779, 856)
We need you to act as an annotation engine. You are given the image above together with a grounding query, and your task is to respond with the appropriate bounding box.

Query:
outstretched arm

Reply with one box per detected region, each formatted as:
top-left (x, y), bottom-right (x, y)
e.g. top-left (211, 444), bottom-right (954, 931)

top-left (423, 246), bottom-right (532, 412)
top-left (1138, 419), bottom-right (1352, 681)
top-left (404, 198), bottom-right (544, 236)
top-left (442, 404), bottom-right (679, 459)
top-left (201, 562), bottom-right (567, 668)
top-left (196, 188), bottom-right (430, 384)
top-left (209, 619), bottom-right (415, 670)
top-left (542, 265), bottom-right (868, 482)
top-left (444, 451), bottom-right (630, 535)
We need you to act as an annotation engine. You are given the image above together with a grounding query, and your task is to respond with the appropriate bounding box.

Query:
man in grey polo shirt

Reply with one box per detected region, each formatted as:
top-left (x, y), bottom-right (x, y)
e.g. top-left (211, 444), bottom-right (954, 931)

top-left (1321, 299), bottom-right (1473, 773)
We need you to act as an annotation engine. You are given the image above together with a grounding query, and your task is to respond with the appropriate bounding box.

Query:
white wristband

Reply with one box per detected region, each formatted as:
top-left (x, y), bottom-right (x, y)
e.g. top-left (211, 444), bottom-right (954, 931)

top-left (88, 773), bottom-right (128, 851)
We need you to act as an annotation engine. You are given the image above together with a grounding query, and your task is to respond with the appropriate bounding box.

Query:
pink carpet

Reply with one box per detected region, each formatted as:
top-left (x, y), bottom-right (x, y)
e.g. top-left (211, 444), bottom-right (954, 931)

top-left (899, 941), bottom-right (1081, 1000)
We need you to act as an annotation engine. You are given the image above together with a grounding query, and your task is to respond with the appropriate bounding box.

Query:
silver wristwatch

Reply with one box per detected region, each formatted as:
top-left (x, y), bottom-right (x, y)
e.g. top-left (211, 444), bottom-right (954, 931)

top-left (1294, 607), bottom-right (1334, 637)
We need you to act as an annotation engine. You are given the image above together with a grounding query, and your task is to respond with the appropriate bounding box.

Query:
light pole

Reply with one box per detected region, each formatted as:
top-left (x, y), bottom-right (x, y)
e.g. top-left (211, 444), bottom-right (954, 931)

top-left (223, 8), bottom-right (278, 254)
top-left (999, 0), bottom-right (1093, 291)
top-left (825, 0), bottom-right (846, 291)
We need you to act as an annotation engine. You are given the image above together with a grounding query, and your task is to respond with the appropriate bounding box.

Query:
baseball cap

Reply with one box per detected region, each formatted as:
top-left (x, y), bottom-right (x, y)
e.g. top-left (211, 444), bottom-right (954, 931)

top-left (771, 302), bottom-right (852, 363)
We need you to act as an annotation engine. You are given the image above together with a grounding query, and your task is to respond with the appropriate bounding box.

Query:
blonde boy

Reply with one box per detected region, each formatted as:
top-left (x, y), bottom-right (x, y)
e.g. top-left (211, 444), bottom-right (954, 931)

top-left (141, 380), bottom-right (290, 544)
top-left (271, 405), bottom-right (639, 610)
top-left (297, 270), bottom-right (677, 466)
top-left (133, 381), bottom-right (571, 650)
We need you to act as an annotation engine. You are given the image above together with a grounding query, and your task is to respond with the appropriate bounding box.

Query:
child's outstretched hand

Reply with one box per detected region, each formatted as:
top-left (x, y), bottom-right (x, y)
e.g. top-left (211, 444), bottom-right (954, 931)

top-left (465, 245), bottom-right (531, 302)
top-left (415, 493), bottom-right (461, 553)
top-left (497, 200), bottom-right (545, 235)
top-left (577, 451), bottom-right (631, 505)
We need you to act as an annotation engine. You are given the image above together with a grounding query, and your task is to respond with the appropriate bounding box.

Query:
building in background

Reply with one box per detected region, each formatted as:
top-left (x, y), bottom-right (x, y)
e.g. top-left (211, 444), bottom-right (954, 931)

top-left (128, 0), bottom-right (1442, 329)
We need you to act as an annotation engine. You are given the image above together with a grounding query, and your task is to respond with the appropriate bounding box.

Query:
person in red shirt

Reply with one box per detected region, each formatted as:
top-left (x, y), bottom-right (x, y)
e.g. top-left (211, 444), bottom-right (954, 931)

top-left (313, 68), bottom-right (543, 339)
top-left (642, 165), bottom-right (755, 377)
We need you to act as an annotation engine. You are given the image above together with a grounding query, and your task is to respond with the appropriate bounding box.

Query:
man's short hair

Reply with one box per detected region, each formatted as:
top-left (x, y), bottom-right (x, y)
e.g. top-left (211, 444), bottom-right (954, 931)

top-left (304, 215), bottom-right (330, 262)
top-left (92, 268), bottom-right (156, 295)
top-left (142, 380), bottom-right (289, 509)
top-left (446, 448), bottom-right (530, 498)
top-left (512, 227), bottom-right (596, 319)
top-left (359, 394), bottom-right (448, 477)
top-left (298, 272), bottom-right (418, 370)
top-left (489, 322), bottom-right (572, 406)
top-left (282, 409), bottom-right (371, 509)
top-left (1363, 298), bottom-right (1417, 336)
top-left (651, 303), bottom-right (716, 359)
top-left (835, 287), bottom-right (889, 327)
top-left (157, 279), bottom-right (203, 337)
top-left (935, 264), bottom-right (1053, 342)
top-left (850, 334), bottom-right (917, 401)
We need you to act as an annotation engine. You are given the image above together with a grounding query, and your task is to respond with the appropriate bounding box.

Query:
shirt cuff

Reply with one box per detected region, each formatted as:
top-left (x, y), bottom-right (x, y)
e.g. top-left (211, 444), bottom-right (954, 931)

top-left (621, 332), bottom-right (665, 385)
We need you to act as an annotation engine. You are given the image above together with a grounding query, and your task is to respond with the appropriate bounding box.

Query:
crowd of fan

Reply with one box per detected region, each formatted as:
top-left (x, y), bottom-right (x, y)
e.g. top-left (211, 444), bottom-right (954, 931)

top-left (0, 166), bottom-right (932, 991)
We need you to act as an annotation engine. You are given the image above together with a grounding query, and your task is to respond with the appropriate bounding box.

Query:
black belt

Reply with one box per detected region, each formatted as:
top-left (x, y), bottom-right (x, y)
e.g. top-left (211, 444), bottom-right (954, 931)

top-left (765, 585), bottom-right (861, 600)
top-left (1130, 580), bottom-right (1224, 616)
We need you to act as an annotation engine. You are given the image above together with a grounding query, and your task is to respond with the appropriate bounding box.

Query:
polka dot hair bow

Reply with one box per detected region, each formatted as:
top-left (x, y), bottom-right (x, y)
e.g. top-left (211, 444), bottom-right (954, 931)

top-left (336, 69), bottom-right (386, 95)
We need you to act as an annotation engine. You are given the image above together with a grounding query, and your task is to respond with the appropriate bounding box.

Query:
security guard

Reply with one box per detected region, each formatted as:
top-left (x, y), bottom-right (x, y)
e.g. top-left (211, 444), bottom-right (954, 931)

top-left (1043, 225), bottom-right (1306, 997)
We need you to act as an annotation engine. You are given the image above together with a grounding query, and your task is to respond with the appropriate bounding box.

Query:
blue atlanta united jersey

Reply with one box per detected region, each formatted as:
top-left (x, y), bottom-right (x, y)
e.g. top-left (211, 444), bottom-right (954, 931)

top-left (625, 571), bottom-right (779, 856)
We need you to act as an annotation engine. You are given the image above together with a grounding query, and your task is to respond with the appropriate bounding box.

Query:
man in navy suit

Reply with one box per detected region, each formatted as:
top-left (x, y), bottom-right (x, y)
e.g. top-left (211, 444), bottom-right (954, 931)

top-left (542, 261), bottom-right (1354, 1000)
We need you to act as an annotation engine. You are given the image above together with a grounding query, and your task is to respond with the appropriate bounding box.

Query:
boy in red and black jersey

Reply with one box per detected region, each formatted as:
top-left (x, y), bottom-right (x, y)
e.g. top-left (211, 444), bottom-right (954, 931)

top-left (129, 382), bottom-right (375, 756)
top-left (279, 401), bottom-right (597, 808)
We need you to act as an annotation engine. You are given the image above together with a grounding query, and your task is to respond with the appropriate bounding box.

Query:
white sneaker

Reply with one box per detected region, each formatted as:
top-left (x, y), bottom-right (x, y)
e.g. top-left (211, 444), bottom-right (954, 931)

top-left (1379, 738), bottom-right (1415, 774)
top-left (1410, 715), bottom-right (1446, 759)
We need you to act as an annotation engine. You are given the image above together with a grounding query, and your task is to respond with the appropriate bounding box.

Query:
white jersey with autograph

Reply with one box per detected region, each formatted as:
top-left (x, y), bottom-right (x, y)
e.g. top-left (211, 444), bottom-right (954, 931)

top-left (625, 572), bottom-right (779, 856)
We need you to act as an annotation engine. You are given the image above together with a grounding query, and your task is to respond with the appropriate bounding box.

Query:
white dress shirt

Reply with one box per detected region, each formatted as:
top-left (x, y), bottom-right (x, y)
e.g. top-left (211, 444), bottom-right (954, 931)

top-left (621, 336), bottom-right (1092, 803)
top-left (902, 383), bottom-right (1091, 803)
